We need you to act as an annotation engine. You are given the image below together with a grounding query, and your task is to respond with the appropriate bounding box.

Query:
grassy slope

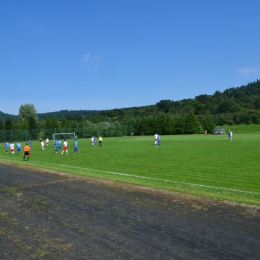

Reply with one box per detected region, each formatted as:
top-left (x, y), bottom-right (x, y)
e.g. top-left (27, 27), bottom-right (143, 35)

top-left (218, 124), bottom-right (260, 133)
top-left (1, 134), bottom-right (260, 205)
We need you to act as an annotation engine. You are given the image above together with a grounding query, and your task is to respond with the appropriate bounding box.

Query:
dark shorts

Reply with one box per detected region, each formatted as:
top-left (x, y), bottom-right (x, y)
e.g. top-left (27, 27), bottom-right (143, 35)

top-left (24, 151), bottom-right (30, 156)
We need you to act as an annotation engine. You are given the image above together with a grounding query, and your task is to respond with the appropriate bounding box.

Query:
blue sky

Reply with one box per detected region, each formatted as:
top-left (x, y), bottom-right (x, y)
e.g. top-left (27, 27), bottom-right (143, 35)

top-left (1, 0), bottom-right (260, 115)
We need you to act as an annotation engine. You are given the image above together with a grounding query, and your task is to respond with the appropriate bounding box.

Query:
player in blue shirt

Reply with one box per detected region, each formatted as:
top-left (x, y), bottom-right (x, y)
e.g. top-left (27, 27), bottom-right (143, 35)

top-left (93, 136), bottom-right (96, 146)
top-left (57, 139), bottom-right (62, 150)
top-left (16, 141), bottom-right (22, 154)
top-left (5, 142), bottom-right (9, 153)
top-left (54, 140), bottom-right (58, 153)
top-left (74, 139), bottom-right (79, 154)
top-left (157, 135), bottom-right (161, 146)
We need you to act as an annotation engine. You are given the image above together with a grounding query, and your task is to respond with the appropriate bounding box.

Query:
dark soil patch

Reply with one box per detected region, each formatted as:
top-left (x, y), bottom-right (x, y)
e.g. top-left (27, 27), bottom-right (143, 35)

top-left (0, 161), bottom-right (259, 259)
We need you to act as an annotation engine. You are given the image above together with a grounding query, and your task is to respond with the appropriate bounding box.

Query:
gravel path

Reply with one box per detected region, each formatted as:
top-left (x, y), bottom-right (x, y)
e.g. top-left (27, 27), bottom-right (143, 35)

top-left (0, 162), bottom-right (259, 259)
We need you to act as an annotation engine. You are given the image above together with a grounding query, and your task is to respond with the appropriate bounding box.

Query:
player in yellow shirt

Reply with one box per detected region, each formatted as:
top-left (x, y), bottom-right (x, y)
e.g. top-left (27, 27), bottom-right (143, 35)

top-left (98, 136), bottom-right (103, 147)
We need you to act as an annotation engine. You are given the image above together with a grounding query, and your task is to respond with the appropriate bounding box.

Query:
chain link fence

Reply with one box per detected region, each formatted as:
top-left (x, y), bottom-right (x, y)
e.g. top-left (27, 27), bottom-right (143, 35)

top-left (0, 125), bottom-right (133, 142)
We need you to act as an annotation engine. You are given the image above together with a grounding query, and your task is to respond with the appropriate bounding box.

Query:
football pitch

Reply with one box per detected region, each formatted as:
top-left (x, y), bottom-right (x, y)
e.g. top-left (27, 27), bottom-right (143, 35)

top-left (1, 134), bottom-right (260, 206)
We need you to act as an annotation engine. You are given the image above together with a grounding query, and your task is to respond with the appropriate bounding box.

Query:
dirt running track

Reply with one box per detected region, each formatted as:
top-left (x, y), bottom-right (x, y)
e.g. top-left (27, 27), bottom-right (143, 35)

top-left (0, 162), bottom-right (259, 260)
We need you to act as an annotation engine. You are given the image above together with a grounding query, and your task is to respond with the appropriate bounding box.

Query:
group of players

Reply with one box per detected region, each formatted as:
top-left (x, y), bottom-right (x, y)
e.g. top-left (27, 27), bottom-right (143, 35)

top-left (41, 135), bottom-right (103, 155)
top-left (53, 136), bottom-right (103, 154)
top-left (5, 140), bottom-right (31, 161)
top-left (45, 138), bottom-right (78, 154)
top-left (90, 136), bottom-right (103, 147)
top-left (4, 135), bottom-right (104, 161)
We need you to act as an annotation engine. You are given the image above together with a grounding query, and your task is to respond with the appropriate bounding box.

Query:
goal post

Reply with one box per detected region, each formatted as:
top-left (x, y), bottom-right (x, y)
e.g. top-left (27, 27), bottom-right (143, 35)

top-left (52, 133), bottom-right (76, 140)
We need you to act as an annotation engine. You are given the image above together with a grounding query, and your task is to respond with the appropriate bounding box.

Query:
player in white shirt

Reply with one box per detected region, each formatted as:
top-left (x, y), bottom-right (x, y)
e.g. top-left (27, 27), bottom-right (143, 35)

top-left (41, 141), bottom-right (45, 150)
top-left (154, 133), bottom-right (158, 146)
top-left (61, 139), bottom-right (68, 154)
top-left (228, 130), bottom-right (233, 141)
top-left (10, 142), bottom-right (15, 155)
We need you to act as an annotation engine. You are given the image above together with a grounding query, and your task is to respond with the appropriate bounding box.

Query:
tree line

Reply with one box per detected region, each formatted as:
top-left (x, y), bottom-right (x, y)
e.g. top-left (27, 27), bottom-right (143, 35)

top-left (0, 79), bottom-right (259, 135)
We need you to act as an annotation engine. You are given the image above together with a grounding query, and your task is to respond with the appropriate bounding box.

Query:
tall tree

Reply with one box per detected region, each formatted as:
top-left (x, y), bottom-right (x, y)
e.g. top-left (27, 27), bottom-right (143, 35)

top-left (18, 104), bottom-right (38, 123)
top-left (60, 116), bottom-right (68, 128)
top-left (4, 117), bottom-right (13, 130)
top-left (185, 111), bottom-right (200, 134)
top-left (154, 113), bottom-right (175, 134)
top-left (28, 115), bottom-right (38, 129)
top-left (0, 118), bottom-right (3, 130)
top-left (156, 100), bottom-right (174, 113)
top-left (174, 114), bottom-right (186, 134)
top-left (45, 117), bottom-right (59, 129)
top-left (202, 113), bottom-right (215, 133)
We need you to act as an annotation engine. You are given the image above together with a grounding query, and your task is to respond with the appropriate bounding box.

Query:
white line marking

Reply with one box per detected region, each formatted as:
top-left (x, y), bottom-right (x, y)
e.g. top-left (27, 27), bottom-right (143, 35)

top-left (1, 156), bottom-right (260, 196)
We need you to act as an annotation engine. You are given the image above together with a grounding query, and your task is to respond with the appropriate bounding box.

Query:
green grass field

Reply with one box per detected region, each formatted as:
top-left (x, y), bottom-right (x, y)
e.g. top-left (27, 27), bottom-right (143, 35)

top-left (1, 134), bottom-right (260, 206)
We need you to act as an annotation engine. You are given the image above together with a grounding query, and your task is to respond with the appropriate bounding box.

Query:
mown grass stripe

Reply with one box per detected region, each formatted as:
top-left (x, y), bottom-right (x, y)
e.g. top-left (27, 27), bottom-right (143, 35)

top-left (2, 156), bottom-right (259, 196)
top-left (55, 163), bottom-right (260, 196)
top-left (1, 134), bottom-right (260, 205)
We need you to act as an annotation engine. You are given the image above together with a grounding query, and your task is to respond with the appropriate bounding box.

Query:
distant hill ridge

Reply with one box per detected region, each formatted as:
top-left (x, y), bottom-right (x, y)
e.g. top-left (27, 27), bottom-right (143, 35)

top-left (0, 79), bottom-right (259, 121)
top-left (0, 109), bottom-right (99, 121)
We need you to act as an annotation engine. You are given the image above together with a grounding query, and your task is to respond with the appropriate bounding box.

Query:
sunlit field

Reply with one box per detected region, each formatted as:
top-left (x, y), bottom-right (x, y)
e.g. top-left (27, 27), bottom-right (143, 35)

top-left (1, 134), bottom-right (260, 206)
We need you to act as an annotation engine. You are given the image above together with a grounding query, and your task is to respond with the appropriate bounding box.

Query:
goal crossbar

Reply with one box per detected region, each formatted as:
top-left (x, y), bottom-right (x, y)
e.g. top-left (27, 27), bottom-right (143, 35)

top-left (52, 133), bottom-right (75, 140)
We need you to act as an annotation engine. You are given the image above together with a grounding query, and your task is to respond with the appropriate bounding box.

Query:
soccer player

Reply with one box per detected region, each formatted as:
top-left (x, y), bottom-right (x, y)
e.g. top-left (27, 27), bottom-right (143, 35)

top-left (41, 140), bottom-right (45, 150)
top-left (157, 135), bottom-right (161, 146)
top-left (5, 141), bottom-right (9, 153)
top-left (16, 141), bottom-right (22, 154)
top-left (74, 139), bottom-right (79, 154)
top-left (61, 139), bottom-right (68, 154)
top-left (10, 141), bottom-right (15, 155)
top-left (23, 143), bottom-right (31, 161)
top-left (228, 130), bottom-right (233, 141)
top-left (58, 139), bottom-right (62, 150)
top-left (93, 136), bottom-right (96, 146)
top-left (54, 140), bottom-right (58, 153)
top-left (98, 136), bottom-right (103, 147)
top-left (29, 139), bottom-right (32, 149)
top-left (154, 133), bottom-right (158, 146)
top-left (46, 138), bottom-right (49, 146)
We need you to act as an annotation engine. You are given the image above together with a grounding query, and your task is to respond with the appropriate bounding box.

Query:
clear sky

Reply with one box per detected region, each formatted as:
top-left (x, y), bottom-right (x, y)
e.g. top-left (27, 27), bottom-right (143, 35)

top-left (1, 0), bottom-right (260, 115)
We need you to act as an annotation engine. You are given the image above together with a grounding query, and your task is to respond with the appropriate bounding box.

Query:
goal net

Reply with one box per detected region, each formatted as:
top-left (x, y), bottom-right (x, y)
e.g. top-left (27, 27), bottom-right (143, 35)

top-left (213, 128), bottom-right (225, 135)
top-left (52, 133), bottom-right (76, 140)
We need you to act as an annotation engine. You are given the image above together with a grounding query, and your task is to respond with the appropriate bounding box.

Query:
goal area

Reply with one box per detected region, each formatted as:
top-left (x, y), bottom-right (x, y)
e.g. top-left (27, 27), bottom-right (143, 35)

top-left (53, 133), bottom-right (76, 140)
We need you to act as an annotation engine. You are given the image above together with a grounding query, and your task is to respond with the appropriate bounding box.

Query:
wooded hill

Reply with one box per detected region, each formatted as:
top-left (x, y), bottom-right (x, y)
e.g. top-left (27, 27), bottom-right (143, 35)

top-left (0, 79), bottom-right (260, 135)
top-left (43, 79), bottom-right (260, 126)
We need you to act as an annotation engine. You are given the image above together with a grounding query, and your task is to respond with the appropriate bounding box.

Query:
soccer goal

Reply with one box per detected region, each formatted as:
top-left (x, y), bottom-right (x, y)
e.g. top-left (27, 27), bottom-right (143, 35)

top-left (52, 133), bottom-right (76, 140)
top-left (213, 128), bottom-right (225, 135)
